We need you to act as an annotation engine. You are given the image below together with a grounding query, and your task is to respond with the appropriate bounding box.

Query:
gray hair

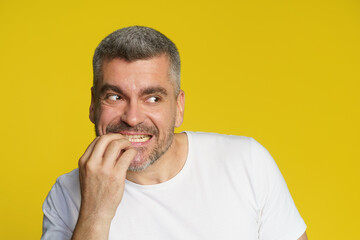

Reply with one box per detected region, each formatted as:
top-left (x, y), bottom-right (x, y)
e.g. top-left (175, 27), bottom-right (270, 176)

top-left (93, 26), bottom-right (181, 95)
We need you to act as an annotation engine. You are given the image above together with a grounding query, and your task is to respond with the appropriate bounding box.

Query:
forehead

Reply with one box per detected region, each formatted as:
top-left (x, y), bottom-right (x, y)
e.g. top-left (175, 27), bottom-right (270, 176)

top-left (99, 55), bottom-right (173, 93)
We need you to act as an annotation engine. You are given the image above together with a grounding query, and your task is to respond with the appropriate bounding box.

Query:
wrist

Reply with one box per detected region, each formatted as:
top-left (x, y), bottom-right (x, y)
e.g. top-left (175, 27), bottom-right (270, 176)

top-left (78, 208), bottom-right (115, 225)
top-left (72, 211), bottom-right (113, 240)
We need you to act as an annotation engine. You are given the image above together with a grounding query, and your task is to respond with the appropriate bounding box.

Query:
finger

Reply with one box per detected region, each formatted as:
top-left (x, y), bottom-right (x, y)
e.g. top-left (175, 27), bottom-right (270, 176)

top-left (102, 138), bottom-right (132, 169)
top-left (88, 133), bottom-right (127, 165)
top-left (115, 148), bottom-right (137, 175)
top-left (79, 136), bottom-right (101, 167)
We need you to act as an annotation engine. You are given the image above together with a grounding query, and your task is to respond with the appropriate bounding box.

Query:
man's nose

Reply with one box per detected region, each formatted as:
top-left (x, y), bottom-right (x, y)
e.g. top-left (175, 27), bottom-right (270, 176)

top-left (120, 101), bottom-right (145, 127)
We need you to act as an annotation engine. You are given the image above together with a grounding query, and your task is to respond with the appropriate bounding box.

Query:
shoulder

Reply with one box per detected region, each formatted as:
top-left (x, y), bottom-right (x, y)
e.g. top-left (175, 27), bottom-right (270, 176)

top-left (185, 131), bottom-right (268, 160)
top-left (43, 168), bottom-right (81, 211)
top-left (55, 168), bottom-right (79, 186)
top-left (42, 169), bottom-right (81, 237)
top-left (43, 169), bottom-right (81, 231)
top-left (185, 131), bottom-right (252, 149)
top-left (185, 131), bottom-right (278, 177)
top-left (54, 169), bottom-right (80, 196)
top-left (185, 131), bottom-right (263, 170)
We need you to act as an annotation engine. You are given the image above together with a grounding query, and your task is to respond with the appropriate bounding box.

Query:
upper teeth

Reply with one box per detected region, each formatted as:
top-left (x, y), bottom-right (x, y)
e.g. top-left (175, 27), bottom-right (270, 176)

top-left (124, 135), bottom-right (151, 143)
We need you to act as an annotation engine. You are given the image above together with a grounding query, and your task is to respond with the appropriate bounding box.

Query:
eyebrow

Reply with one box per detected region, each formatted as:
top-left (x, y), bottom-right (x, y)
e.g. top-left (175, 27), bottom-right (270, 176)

top-left (140, 86), bottom-right (168, 96)
top-left (99, 84), bottom-right (168, 97)
top-left (99, 84), bottom-right (125, 96)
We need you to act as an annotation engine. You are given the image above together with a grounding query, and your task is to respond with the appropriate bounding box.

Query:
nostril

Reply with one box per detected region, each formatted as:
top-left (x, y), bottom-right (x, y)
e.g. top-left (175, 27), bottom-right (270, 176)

top-left (120, 108), bottom-right (145, 127)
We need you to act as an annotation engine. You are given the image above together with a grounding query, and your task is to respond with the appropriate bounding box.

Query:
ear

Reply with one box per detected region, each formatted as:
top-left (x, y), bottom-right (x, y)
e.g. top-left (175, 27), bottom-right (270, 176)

top-left (89, 87), bottom-right (95, 124)
top-left (175, 90), bottom-right (185, 128)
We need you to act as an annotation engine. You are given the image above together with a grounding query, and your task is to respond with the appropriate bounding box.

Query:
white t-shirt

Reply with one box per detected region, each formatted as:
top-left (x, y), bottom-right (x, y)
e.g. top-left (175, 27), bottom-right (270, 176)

top-left (42, 132), bottom-right (306, 240)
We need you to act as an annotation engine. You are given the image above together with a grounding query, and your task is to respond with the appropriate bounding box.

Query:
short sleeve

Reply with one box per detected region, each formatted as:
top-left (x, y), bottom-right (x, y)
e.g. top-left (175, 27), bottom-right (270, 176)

top-left (250, 138), bottom-right (307, 240)
top-left (41, 170), bottom-right (80, 240)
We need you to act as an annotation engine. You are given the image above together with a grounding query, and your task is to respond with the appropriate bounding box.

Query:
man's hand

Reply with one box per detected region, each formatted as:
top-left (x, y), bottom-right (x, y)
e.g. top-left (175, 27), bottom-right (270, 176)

top-left (72, 134), bottom-right (137, 240)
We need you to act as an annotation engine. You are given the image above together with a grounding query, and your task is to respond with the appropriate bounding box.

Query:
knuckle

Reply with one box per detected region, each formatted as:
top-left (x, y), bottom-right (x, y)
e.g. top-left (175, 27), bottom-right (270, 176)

top-left (78, 157), bottom-right (84, 167)
top-left (107, 140), bottom-right (118, 149)
top-left (78, 157), bottom-right (89, 169)
top-left (97, 134), bottom-right (109, 144)
top-left (106, 141), bottom-right (121, 153)
top-left (114, 138), bottom-right (126, 145)
top-left (99, 133), bottom-right (117, 142)
top-left (97, 134), bottom-right (125, 146)
top-left (84, 161), bottom-right (97, 172)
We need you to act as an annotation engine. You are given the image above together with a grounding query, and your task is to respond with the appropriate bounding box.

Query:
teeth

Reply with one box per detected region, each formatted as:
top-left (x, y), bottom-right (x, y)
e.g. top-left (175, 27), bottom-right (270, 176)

top-left (124, 134), bottom-right (151, 143)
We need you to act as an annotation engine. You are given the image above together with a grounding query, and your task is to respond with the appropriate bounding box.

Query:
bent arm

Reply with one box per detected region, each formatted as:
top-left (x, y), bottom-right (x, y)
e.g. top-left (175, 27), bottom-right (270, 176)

top-left (42, 134), bottom-right (136, 240)
top-left (72, 134), bottom-right (136, 239)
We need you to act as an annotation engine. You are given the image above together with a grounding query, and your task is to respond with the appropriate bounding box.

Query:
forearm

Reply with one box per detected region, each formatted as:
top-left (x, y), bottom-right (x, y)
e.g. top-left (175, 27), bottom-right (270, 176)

top-left (72, 134), bottom-right (135, 240)
top-left (71, 213), bottom-right (112, 240)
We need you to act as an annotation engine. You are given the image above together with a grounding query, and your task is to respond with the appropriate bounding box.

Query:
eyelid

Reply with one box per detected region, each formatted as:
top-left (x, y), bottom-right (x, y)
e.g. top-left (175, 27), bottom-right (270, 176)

top-left (146, 96), bottom-right (160, 103)
top-left (103, 93), bottom-right (122, 101)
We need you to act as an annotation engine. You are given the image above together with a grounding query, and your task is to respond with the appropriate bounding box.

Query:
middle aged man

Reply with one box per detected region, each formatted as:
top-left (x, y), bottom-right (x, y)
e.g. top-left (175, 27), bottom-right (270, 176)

top-left (42, 26), bottom-right (307, 240)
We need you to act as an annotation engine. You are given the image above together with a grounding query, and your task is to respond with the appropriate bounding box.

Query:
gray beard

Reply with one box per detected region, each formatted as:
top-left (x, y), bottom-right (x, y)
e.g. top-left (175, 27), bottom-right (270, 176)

top-left (127, 132), bottom-right (174, 172)
top-left (94, 120), bottom-right (175, 172)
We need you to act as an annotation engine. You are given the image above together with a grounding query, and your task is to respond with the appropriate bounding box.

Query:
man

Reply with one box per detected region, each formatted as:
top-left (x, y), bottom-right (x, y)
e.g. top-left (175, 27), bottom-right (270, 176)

top-left (42, 26), bottom-right (307, 240)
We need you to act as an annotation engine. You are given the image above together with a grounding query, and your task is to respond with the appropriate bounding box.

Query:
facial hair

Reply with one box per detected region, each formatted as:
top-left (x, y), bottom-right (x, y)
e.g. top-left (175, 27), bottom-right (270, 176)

top-left (95, 121), bottom-right (175, 172)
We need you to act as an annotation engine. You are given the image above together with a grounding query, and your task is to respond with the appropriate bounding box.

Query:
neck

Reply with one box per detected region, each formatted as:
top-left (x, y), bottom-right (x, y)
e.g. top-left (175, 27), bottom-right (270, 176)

top-left (125, 132), bottom-right (188, 185)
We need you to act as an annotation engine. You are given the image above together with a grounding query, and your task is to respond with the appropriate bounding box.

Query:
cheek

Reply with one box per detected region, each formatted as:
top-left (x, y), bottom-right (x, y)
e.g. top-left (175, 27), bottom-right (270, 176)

top-left (97, 105), bottom-right (122, 125)
top-left (147, 107), bottom-right (176, 130)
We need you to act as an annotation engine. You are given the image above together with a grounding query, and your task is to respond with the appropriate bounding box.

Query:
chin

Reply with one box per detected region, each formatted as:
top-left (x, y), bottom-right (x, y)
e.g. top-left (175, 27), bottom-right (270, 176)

top-left (128, 162), bottom-right (151, 172)
top-left (127, 155), bottom-right (154, 172)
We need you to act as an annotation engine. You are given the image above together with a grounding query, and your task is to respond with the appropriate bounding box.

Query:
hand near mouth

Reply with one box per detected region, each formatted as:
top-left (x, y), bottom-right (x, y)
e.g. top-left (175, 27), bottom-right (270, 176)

top-left (72, 133), bottom-right (137, 240)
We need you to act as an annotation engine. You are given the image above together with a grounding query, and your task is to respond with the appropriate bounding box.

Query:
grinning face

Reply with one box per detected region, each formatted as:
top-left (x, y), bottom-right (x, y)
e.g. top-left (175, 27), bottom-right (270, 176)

top-left (89, 54), bottom-right (185, 171)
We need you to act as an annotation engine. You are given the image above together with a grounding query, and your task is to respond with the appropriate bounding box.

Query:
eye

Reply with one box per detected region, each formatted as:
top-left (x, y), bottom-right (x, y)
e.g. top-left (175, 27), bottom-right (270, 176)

top-left (107, 94), bottom-right (121, 101)
top-left (146, 96), bottom-right (160, 103)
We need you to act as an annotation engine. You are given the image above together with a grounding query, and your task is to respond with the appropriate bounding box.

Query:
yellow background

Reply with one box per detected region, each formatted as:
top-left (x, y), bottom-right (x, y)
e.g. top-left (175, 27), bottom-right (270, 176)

top-left (1, 0), bottom-right (359, 239)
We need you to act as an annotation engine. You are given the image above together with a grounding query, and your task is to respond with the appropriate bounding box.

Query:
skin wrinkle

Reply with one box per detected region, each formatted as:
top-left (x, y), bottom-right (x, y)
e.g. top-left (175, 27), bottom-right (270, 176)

top-left (97, 84), bottom-right (169, 102)
top-left (102, 116), bottom-right (176, 172)
top-left (91, 55), bottom-right (182, 173)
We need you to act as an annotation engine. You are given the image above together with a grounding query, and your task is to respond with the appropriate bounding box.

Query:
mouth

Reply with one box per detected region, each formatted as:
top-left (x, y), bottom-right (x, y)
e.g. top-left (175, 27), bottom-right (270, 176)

top-left (122, 134), bottom-right (152, 143)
